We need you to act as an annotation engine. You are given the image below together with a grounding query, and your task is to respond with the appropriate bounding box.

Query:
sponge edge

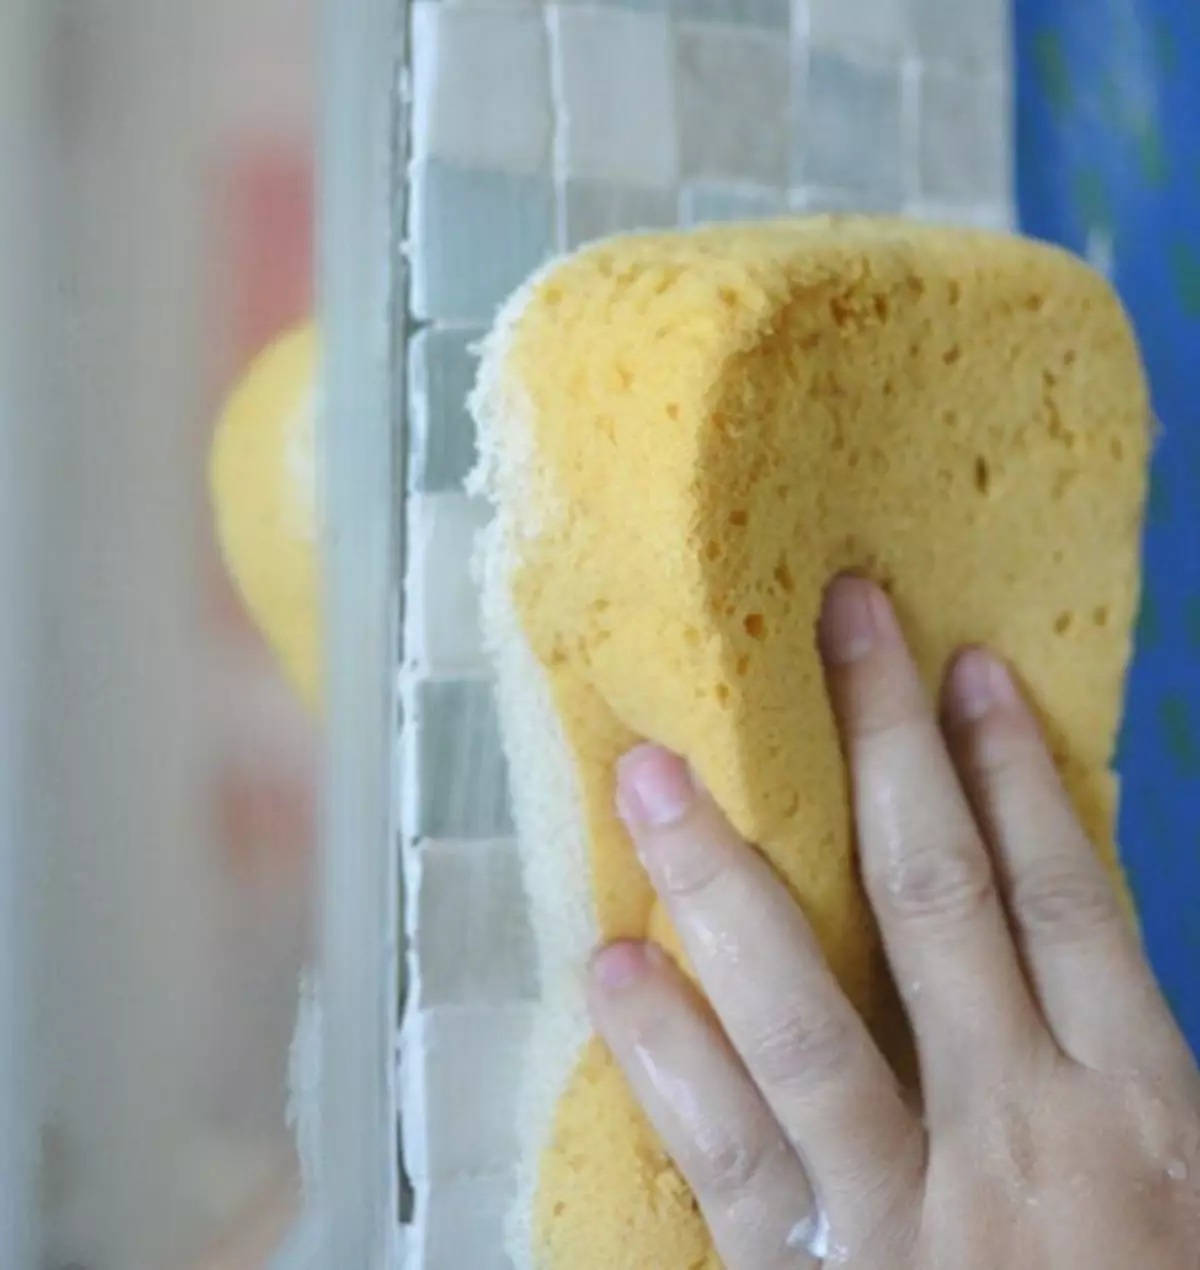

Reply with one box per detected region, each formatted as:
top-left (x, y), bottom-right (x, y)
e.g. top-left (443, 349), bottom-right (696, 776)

top-left (470, 217), bottom-right (1150, 1270)
top-left (470, 259), bottom-right (606, 1266)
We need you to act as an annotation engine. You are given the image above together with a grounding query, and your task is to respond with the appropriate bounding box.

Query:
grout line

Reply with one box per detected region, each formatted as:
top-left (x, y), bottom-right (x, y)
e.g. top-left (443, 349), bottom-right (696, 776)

top-left (544, 5), bottom-right (571, 253)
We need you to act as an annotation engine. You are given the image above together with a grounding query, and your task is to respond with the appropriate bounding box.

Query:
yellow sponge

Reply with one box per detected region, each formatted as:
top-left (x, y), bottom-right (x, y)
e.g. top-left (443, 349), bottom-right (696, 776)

top-left (209, 322), bottom-right (320, 707)
top-left (206, 220), bottom-right (1150, 1270)
top-left (468, 218), bottom-right (1149, 1270)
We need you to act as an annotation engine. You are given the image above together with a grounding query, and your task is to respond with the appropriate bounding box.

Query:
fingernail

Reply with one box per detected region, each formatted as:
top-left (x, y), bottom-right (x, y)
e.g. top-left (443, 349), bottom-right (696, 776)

top-left (590, 941), bottom-right (651, 992)
top-left (617, 744), bottom-right (695, 828)
top-left (949, 648), bottom-right (1019, 721)
top-left (819, 576), bottom-right (895, 665)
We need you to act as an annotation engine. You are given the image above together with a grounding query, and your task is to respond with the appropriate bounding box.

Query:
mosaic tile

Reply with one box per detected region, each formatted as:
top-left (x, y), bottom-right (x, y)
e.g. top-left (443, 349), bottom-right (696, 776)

top-left (407, 494), bottom-right (491, 674)
top-left (794, 49), bottom-right (904, 200)
top-left (556, 0), bottom-right (669, 10)
top-left (411, 162), bottom-right (555, 323)
top-left (412, 3), bottom-right (552, 171)
top-left (681, 182), bottom-right (786, 224)
top-left (676, 23), bottom-right (790, 186)
top-left (422, 1175), bottom-right (515, 1270)
top-left (903, 199), bottom-right (1015, 231)
top-left (414, 1006), bottom-right (532, 1179)
top-left (414, 677), bottom-right (514, 838)
top-left (563, 180), bottom-right (678, 247)
top-left (408, 326), bottom-right (483, 494)
top-left (917, 69), bottom-right (1010, 206)
top-left (789, 184), bottom-right (905, 214)
top-left (806, 0), bottom-right (907, 54)
top-left (550, 7), bottom-right (679, 184)
top-left (907, 0), bottom-right (1007, 67)
top-left (673, 0), bottom-right (790, 30)
top-left (415, 838), bottom-right (538, 1007)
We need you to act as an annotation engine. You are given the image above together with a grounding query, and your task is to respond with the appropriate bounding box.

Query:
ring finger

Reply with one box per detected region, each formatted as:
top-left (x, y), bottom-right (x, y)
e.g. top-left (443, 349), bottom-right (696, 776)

top-left (589, 941), bottom-right (826, 1269)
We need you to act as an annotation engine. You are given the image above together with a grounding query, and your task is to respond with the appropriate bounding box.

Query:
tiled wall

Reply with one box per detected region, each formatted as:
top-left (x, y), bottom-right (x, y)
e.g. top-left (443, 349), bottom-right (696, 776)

top-left (401, 1), bottom-right (1012, 1266)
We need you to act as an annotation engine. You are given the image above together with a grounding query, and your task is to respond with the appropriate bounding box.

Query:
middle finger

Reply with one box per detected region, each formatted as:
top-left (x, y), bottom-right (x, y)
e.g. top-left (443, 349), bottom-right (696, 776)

top-left (819, 577), bottom-right (1050, 1115)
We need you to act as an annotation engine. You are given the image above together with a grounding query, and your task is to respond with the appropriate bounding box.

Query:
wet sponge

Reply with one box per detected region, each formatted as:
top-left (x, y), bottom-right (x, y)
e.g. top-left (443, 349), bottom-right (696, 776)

top-left (469, 218), bottom-right (1150, 1270)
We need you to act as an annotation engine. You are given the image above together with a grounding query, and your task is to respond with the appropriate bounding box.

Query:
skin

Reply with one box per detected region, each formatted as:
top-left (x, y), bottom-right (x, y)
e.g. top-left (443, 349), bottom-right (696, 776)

top-left (589, 576), bottom-right (1200, 1269)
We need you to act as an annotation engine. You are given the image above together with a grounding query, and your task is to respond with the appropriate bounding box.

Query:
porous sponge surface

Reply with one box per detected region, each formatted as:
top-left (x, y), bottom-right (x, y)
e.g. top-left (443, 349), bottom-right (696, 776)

top-left (470, 218), bottom-right (1150, 1270)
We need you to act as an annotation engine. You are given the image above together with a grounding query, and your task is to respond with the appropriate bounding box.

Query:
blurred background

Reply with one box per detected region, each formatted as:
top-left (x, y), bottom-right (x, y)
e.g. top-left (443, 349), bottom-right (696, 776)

top-left (7, 3), bottom-right (317, 1268)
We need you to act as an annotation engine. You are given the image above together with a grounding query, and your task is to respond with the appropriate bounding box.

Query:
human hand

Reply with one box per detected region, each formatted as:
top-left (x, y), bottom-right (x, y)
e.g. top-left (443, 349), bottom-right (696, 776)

top-left (588, 577), bottom-right (1200, 1268)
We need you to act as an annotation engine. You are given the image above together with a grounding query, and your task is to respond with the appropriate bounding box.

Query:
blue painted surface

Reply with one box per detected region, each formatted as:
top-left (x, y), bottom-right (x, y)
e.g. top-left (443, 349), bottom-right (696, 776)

top-left (1016, 0), bottom-right (1200, 1052)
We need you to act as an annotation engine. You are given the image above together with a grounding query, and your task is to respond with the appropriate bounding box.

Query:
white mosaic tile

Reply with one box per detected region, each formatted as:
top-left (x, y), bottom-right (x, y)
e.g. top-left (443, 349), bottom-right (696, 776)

top-left (563, 179), bottom-right (678, 248)
top-left (806, 0), bottom-right (907, 55)
top-left (676, 23), bottom-right (790, 186)
top-left (412, 1006), bottom-right (533, 1181)
top-left (413, 678), bottom-right (514, 839)
top-left (560, 0), bottom-right (669, 10)
top-left (681, 181), bottom-right (787, 224)
top-left (410, 161), bottom-right (556, 322)
top-left (904, 200), bottom-right (1015, 231)
top-left (676, 0), bottom-right (790, 29)
top-left (408, 326), bottom-right (484, 494)
top-left (549, 7), bottom-right (680, 185)
top-left (907, 0), bottom-right (1008, 67)
top-left (793, 48), bottom-right (905, 200)
top-left (406, 493), bottom-right (491, 674)
top-left (789, 183), bottom-right (905, 214)
top-left (412, 3), bottom-right (552, 172)
top-left (415, 839), bottom-right (538, 1008)
top-left (917, 68), bottom-right (1010, 207)
top-left (422, 1175), bottom-right (515, 1270)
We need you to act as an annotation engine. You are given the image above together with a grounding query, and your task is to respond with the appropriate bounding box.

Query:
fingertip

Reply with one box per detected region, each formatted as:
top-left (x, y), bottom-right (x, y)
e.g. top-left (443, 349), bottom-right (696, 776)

top-left (819, 575), bottom-right (900, 666)
top-left (589, 940), bottom-right (656, 995)
top-left (616, 743), bottom-right (696, 829)
top-left (944, 648), bottom-right (1022, 725)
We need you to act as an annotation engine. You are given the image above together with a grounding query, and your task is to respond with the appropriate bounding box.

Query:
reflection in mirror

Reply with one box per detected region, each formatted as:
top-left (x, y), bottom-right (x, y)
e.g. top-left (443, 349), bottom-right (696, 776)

top-left (32, 3), bottom-right (317, 1267)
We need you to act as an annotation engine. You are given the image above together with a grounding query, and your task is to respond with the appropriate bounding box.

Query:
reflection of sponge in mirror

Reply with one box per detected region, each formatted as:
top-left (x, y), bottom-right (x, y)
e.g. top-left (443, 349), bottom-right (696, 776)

top-left (209, 322), bottom-right (320, 708)
top-left (468, 218), bottom-right (1150, 1270)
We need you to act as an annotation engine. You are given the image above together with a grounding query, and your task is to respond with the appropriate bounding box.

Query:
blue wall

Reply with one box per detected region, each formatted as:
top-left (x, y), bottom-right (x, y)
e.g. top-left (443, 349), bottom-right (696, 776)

top-left (1015, 0), bottom-right (1200, 1051)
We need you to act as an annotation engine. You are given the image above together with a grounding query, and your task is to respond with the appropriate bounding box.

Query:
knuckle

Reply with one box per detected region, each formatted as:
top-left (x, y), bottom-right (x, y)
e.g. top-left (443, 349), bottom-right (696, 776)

top-left (882, 843), bottom-right (995, 927)
top-left (688, 1122), bottom-right (777, 1198)
top-left (748, 1005), bottom-right (855, 1089)
top-left (653, 837), bottom-right (731, 901)
top-left (846, 672), bottom-right (928, 746)
top-left (1009, 861), bottom-right (1120, 944)
top-left (959, 716), bottom-right (1033, 789)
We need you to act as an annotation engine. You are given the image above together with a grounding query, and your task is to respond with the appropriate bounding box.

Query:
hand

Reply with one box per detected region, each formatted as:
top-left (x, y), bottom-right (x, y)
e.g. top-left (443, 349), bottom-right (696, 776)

top-left (588, 577), bottom-right (1200, 1268)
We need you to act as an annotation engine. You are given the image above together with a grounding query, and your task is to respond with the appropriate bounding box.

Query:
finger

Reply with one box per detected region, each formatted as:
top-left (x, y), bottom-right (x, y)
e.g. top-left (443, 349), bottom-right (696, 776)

top-left (819, 577), bottom-right (1048, 1115)
top-left (617, 746), bottom-right (922, 1244)
top-left (942, 648), bottom-right (1190, 1075)
top-left (589, 941), bottom-right (825, 1269)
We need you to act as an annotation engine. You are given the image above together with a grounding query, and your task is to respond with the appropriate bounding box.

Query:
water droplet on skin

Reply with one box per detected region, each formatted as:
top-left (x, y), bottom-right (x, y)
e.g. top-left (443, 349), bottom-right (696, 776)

top-left (787, 1209), bottom-right (830, 1259)
top-left (1167, 1158), bottom-right (1189, 1182)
